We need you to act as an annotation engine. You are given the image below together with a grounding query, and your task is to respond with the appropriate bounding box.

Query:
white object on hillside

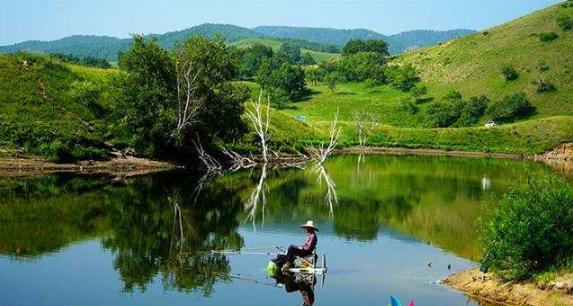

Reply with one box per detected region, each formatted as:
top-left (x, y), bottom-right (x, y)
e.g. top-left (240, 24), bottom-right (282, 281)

top-left (484, 121), bottom-right (496, 128)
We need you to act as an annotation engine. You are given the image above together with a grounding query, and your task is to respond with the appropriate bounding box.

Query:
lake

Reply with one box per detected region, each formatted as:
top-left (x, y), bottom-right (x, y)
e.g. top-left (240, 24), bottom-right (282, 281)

top-left (0, 154), bottom-right (557, 306)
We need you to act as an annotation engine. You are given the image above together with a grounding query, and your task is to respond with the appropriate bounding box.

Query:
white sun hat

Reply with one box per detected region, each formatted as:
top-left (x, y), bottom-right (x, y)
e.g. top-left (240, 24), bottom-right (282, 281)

top-left (300, 220), bottom-right (319, 231)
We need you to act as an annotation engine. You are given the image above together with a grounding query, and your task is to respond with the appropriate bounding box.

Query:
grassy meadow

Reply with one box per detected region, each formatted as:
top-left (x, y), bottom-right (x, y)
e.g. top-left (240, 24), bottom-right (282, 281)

top-left (230, 37), bottom-right (341, 63)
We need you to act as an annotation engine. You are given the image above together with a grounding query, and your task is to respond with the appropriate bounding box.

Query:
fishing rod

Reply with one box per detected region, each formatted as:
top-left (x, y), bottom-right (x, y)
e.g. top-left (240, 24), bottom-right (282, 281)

top-left (193, 246), bottom-right (286, 256)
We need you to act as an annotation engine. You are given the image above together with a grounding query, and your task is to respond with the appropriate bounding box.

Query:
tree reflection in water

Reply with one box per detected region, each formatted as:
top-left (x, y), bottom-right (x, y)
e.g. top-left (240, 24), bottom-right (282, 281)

top-left (244, 164), bottom-right (268, 229)
top-left (313, 163), bottom-right (338, 219)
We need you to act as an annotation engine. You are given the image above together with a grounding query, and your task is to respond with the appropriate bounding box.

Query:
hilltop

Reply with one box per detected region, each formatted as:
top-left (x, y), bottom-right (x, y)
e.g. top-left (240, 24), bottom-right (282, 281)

top-left (397, 3), bottom-right (573, 117)
top-left (253, 26), bottom-right (475, 54)
top-left (0, 24), bottom-right (473, 60)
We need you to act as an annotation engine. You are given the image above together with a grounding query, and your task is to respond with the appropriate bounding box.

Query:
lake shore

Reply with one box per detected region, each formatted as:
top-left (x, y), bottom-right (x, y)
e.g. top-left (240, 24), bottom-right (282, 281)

top-left (0, 156), bottom-right (179, 177)
top-left (443, 268), bottom-right (573, 306)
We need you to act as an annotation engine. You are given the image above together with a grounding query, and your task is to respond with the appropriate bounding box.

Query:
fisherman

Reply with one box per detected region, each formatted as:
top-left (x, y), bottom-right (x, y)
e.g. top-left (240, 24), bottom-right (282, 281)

top-left (282, 220), bottom-right (319, 270)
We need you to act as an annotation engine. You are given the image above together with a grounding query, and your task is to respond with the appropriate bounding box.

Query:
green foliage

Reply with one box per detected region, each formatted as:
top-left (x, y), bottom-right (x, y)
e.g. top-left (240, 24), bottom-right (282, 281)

top-left (425, 93), bottom-right (488, 127)
top-left (50, 53), bottom-right (112, 68)
top-left (557, 15), bottom-right (573, 30)
top-left (487, 93), bottom-right (534, 121)
top-left (399, 98), bottom-right (419, 114)
top-left (410, 84), bottom-right (427, 102)
top-left (339, 51), bottom-right (386, 83)
top-left (278, 42), bottom-right (301, 63)
top-left (538, 32), bottom-right (559, 42)
top-left (325, 72), bottom-right (341, 92)
top-left (537, 60), bottom-right (550, 72)
top-left (501, 64), bottom-right (519, 81)
top-left (305, 66), bottom-right (325, 85)
top-left (385, 64), bottom-right (420, 91)
top-left (117, 35), bottom-right (176, 156)
top-left (300, 52), bottom-right (317, 65)
top-left (342, 39), bottom-right (389, 56)
top-left (533, 79), bottom-right (557, 93)
top-left (258, 62), bottom-right (306, 100)
top-left (481, 173), bottom-right (573, 280)
top-left (234, 43), bottom-right (274, 79)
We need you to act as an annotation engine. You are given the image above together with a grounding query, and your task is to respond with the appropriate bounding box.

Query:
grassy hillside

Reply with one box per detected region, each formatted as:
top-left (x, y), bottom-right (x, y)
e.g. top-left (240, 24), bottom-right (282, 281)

top-left (397, 3), bottom-right (573, 117)
top-left (229, 37), bottom-right (340, 63)
top-left (0, 53), bottom-right (119, 160)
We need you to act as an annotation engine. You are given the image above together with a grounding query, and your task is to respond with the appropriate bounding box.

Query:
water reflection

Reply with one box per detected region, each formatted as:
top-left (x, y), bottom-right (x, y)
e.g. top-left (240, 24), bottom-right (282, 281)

top-left (0, 155), bottom-right (560, 302)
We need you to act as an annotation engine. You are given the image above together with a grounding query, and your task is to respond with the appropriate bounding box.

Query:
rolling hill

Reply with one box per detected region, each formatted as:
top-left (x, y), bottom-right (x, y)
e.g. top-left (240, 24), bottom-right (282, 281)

top-left (253, 26), bottom-right (475, 54)
top-left (0, 24), bottom-right (474, 60)
top-left (397, 2), bottom-right (573, 117)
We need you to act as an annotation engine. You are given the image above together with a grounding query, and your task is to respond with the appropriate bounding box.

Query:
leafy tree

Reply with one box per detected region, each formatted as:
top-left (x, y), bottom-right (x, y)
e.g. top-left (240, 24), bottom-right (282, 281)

top-left (234, 43), bottom-right (274, 79)
top-left (339, 51), bottom-right (386, 83)
top-left (501, 65), bottom-right (519, 81)
top-left (305, 66), bottom-right (325, 85)
top-left (410, 84), bottom-right (427, 103)
top-left (455, 95), bottom-right (489, 127)
top-left (300, 52), bottom-right (317, 65)
top-left (425, 101), bottom-right (460, 127)
top-left (342, 39), bottom-right (389, 56)
top-left (325, 72), bottom-right (341, 93)
top-left (278, 42), bottom-right (301, 63)
top-left (386, 64), bottom-right (420, 91)
top-left (487, 93), bottom-right (534, 121)
top-left (117, 35), bottom-right (176, 156)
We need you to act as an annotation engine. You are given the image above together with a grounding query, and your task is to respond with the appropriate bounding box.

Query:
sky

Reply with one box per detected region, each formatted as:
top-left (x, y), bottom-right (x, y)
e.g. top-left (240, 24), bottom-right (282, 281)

top-left (0, 0), bottom-right (563, 45)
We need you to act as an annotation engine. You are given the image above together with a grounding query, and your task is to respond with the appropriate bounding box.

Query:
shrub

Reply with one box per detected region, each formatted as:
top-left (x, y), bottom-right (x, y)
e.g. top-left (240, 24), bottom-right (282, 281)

top-left (557, 16), bottom-right (573, 31)
top-left (501, 65), bottom-right (519, 81)
top-left (425, 101), bottom-right (459, 127)
top-left (481, 173), bottom-right (573, 280)
top-left (399, 98), bottom-right (419, 114)
top-left (533, 79), bottom-right (556, 93)
top-left (538, 32), bottom-right (559, 42)
top-left (455, 95), bottom-right (489, 127)
top-left (487, 93), bottom-right (534, 121)
top-left (537, 60), bottom-right (550, 72)
top-left (386, 64), bottom-right (420, 92)
top-left (410, 84), bottom-right (427, 102)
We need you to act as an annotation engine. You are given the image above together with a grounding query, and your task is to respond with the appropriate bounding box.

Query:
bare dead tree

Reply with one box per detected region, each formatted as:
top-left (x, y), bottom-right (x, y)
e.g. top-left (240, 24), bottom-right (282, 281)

top-left (173, 49), bottom-right (204, 137)
top-left (244, 164), bottom-right (268, 229)
top-left (221, 148), bottom-right (256, 171)
top-left (314, 164), bottom-right (337, 219)
top-left (308, 111), bottom-right (341, 165)
top-left (191, 135), bottom-right (222, 171)
top-left (353, 111), bottom-right (379, 149)
top-left (246, 91), bottom-right (271, 163)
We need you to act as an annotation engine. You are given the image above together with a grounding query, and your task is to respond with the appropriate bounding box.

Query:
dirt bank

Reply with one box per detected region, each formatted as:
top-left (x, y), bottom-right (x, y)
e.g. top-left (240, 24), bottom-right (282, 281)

top-left (0, 157), bottom-right (179, 177)
top-left (443, 268), bottom-right (573, 306)
top-left (536, 143), bottom-right (573, 162)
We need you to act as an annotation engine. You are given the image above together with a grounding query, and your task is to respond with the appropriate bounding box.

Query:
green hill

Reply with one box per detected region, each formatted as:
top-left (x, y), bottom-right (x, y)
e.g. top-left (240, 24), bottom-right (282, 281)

top-left (253, 26), bottom-right (475, 54)
top-left (397, 3), bottom-right (573, 117)
top-left (0, 24), bottom-right (473, 60)
top-left (229, 37), bottom-right (340, 63)
top-left (0, 53), bottom-right (118, 160)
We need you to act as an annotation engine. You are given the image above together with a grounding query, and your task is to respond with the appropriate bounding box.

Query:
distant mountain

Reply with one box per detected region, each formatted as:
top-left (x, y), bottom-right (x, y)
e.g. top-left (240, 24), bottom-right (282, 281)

top-left (0, 23), bottom-right (475, 60)
top-left (253, 26), bottom-right (475, 54)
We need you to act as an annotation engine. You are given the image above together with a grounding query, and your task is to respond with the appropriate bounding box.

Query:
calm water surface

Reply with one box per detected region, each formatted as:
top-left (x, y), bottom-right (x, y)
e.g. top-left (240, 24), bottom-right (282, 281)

top-left (0, 155), bottom-right (555, 306)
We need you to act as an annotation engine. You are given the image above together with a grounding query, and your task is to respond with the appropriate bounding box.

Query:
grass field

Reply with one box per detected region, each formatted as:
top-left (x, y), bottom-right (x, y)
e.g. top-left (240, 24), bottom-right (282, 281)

top-left (229, 37), bottom-right (341, 63)
top-left (396, 3), bottom-right (573, 117)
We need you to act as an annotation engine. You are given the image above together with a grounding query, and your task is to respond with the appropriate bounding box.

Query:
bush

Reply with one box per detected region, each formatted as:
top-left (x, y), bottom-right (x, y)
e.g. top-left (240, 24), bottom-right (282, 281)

top-left (557, 16), bottom-right (573, 31)
top-left (487, 93), bottom-right (534, 121)
top-left (538, 32), bottom-right (559, 42)
top-left (501, 65), bottom-right (519, 81)
top-left (455, 95), bottom-right (489, 127)
top-left (481, 173), bottom-right (573, 280)
top-left (386, 64), bottom-right (420, 92)
top-left (537, 60), bottom-right (550, 72)
top-left (399, 98), bottom-right (419, 114)
top-left (533, 79), bottom-right (556, 93)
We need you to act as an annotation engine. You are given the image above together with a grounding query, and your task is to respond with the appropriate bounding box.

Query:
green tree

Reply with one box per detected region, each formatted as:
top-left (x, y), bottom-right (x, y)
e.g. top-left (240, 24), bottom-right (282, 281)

top-left (487, 93), bottom-right (534, 121)
top-left (117, 35), bottom-right (176, 156)
top-left (339, 51), bottom-right (386, 83)
top-left (300, 52), bottom-right (317, 65)
top-left (325, 72), bottom-right (341, 93)
top-left (386, 64), bottom-right (420, 92)
top-left (501, 65), bottom-right (519, 81)
top-left (410, 84), bottom-right (427, 103)
top-left (278, 42), bottom-right (301, 63)
top-left (342, 39), bottom-right (389, 56)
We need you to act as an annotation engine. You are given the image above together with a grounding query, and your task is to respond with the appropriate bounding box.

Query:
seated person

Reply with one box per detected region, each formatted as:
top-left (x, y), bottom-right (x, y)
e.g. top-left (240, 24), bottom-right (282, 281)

top-left (283, 220), bottom-right (319, 269)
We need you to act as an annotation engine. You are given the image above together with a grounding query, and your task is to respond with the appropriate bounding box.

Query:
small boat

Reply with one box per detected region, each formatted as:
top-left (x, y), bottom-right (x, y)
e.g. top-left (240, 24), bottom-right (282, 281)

top-left (267, 251), bottom-right (328, 276)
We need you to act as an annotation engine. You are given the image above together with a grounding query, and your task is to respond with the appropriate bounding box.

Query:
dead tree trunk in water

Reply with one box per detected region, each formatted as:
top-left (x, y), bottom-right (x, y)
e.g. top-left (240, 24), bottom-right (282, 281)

top-left (309, 111), bottom-right (341, 165)
top-left (246, 91), bottom-right (271, 163)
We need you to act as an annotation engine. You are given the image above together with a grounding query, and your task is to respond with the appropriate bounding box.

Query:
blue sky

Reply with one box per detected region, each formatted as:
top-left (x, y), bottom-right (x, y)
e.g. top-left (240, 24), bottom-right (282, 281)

top-left (0, 0), bottom-right (562, 45)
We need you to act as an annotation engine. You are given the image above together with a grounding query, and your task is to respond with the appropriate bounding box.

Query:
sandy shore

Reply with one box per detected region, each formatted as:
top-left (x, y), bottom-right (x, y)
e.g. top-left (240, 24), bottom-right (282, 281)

top-left (443, 268), bottom-right (573, 306)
